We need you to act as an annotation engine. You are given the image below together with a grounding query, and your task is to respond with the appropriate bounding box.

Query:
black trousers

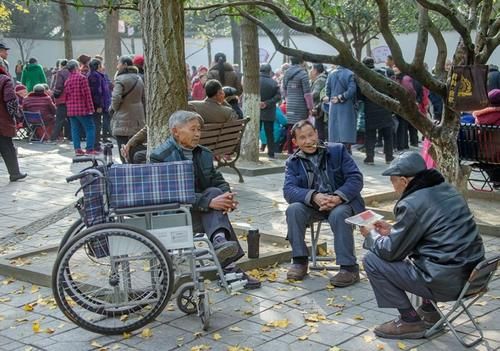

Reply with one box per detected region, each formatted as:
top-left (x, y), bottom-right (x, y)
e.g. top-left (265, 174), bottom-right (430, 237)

top-left (0, 136), bottom-right (21, 177)
top-left (315, 114), bottom-right (328, 142)
top-left (261, 120), bottom-right (275, 157)
top-left (191, 187), bottom-right (244, 267)
top-left (396, 116), bottom-right (409, 150)
top-left (93, 112), bottom-right (102, 148)
top-left (408, 123), bottom-right (419, 146)
top-left (365, 126), bottom-right (393, 162)
top-left (50, 104), bottom-right (70, 141)
top-left (115, 135), bottom-right (131, 163)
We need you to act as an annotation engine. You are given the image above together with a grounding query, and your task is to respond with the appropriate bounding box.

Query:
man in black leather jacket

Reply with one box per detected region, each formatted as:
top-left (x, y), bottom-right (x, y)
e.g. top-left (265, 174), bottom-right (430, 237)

top-left (360, 151), bottom-right (484, 340)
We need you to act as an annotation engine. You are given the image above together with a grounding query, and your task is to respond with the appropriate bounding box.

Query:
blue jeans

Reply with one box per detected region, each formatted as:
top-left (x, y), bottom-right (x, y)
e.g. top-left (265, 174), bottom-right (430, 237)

top-left (69, 115), bottom-right (96, 151)
top-left (285, 202), bottom-right (356, 266)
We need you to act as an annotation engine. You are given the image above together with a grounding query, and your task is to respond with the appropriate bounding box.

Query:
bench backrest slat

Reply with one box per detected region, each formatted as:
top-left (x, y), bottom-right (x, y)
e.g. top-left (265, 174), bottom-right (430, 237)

top-left (199, 118), bottom-right (250, 157)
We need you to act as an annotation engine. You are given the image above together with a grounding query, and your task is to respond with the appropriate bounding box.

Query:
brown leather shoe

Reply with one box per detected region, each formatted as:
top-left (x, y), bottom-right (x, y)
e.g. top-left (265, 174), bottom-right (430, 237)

top-left (286, 263), bottom-right (308, 280)
top-left (329, 269), bottom-right (360, 287)
top-left (416, 305), bottom-right (441, 327)
top-left (374, 317), bottom-right (426, 339)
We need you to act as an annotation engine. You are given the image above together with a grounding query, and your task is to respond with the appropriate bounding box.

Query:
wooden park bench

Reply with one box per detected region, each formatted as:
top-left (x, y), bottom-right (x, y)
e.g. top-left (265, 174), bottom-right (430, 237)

top-left (458, 123), bottom-right (500, 191)
top-left (199, 118), bottom-right (250, 183)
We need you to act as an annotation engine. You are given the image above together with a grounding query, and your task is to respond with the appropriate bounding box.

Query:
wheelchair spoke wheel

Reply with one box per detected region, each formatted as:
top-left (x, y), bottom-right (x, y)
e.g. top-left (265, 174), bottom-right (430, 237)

top-left (52, 223), bottom-right (174, 335)
top-left (177, 283), bottom-right (197, 314)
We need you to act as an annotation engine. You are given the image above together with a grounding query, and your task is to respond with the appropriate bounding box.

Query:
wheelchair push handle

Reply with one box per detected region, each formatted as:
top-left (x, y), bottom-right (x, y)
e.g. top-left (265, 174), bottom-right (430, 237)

top-left (66, 172), bottom-right (87, 183)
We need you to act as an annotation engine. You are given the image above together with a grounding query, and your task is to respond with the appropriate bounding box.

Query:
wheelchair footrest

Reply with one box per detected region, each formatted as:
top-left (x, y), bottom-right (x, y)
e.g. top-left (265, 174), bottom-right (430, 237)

top-left (224, 272), bottom-right (244, 281)
top-left (228, 279), bottom-right (247, 293)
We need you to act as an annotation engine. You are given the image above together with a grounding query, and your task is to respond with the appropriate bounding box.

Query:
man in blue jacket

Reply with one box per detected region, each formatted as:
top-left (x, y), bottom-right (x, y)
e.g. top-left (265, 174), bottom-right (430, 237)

top-left (283, 120), bottom-right (365, 286)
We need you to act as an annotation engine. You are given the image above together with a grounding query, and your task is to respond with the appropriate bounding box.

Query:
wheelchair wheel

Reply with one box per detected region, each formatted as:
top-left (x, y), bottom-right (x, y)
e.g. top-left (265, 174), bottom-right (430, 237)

top-left (176, 283), bottom-right (197, 314)
top-left (52, 223), bottom-right (174, 335)
top-left (58, 218), bottom-right (86, 252)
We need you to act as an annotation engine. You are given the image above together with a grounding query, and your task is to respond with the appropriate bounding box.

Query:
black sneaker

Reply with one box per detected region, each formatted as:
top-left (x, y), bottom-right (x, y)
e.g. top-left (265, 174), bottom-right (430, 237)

top-left (9, 173), bottom-right (27, 182)
top-left (213, 238), bottom-right (239, 263)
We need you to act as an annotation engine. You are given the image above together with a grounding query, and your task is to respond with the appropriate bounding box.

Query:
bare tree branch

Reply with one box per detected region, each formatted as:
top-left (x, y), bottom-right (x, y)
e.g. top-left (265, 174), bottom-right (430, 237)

top-left (412, 5), bottom-right (429, 69)
top-left (234, 8), bottom-right (339, 64)
top-left (427, 17), bottom-right (447, 80)
top-left (301, 0), bottom-right (316, 26)
top-left (376, 0), bottom-right (445, 96)
top-left (415, 0), bottom-right (474, 54)
top-left (48, 0), bottom-right (138, 11)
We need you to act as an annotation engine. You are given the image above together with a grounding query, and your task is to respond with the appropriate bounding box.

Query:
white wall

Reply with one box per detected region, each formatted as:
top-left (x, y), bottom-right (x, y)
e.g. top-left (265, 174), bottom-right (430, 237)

top-left (2, 31), bottom-right (498, 74)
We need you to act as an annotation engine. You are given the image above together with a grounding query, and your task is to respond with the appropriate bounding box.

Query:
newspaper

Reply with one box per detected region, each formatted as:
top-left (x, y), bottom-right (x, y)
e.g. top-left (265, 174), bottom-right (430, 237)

top-left (345, 210), bottom-right (383, 226)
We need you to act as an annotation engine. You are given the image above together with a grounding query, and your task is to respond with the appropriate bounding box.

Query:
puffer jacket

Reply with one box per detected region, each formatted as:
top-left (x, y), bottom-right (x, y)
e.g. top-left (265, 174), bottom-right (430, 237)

top-left (150, 136), bottom-right (230, 212)
top-left (111, 66), bottom-right (145, 137)
top-left (207, 62), bottom-right (243, 95)
top-left (0, 73), bottom-right (18, 137)
top-left (21, 63), bottom-right (47, 93)
top-left (363, 180), bottom-right (485, 301)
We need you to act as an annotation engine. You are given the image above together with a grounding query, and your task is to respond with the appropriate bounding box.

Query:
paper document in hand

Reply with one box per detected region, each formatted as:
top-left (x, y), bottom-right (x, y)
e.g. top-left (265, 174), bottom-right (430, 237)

top-left (345, 210), bottom-right (383, 226)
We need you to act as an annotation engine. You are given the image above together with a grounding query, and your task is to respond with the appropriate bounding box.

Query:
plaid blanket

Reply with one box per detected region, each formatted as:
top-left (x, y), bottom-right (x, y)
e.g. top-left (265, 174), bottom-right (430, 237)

top-left (80, 171), bottom-right (107, 227)
top-left (108, 161), bottom-right (195, 209)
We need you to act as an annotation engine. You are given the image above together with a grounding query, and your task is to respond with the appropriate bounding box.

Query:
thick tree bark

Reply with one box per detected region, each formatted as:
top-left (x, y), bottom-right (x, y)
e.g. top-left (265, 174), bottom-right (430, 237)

top-left (230, 18), bottom-right (241, 68)
top-left (105, 9), bottom-right (121, 79)
top-left (139, 0), bottom-right (188, 151)
top-left (240, 16), bottom-right (260, 162)
top-left (59, 0), bottom-right (73, 59)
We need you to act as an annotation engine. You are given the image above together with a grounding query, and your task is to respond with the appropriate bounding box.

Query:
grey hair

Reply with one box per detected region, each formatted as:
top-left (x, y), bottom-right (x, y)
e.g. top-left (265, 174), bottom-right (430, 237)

top-left (168, 110), bottom-right (204, 131)
top-left (33, 84), bottom-right (46, 92)
top-left (66, 59), bottom-right (79, 72)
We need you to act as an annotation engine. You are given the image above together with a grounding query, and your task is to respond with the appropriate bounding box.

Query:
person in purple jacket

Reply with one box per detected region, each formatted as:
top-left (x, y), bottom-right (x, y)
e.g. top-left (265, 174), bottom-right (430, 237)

top-left (88, 59), bottom-right (108, 150)
top-left (283, 120), bottom-right (365, 286)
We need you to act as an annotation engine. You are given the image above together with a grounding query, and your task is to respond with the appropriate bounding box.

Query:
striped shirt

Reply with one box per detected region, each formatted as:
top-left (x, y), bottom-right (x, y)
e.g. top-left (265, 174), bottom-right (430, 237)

top-left (64, 71), bottom-right (94, 117)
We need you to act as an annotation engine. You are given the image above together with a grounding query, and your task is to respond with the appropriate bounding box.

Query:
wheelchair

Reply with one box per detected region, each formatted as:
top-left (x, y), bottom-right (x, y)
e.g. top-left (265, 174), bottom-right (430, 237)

top-left (52, 145), bottom-right (247, 335)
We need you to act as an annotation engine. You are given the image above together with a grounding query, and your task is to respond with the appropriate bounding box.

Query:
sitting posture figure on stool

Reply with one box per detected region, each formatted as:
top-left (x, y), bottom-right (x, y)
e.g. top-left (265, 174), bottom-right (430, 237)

top-left (150, 110), bottom-right (261, 289)
top-left (360, 151), bottom-right (485, 339)
top-left (283, 120), bottom-right (365, 286)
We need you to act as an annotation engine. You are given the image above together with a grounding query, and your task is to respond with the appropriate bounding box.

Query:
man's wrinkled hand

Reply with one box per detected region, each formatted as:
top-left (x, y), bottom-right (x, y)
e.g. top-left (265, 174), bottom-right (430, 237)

top-left (374, 220), bottom-right (392, 236)
top-left (121, 144), bottom-right (131, 161)
top-left (209, 192), bottom-right (238, 214)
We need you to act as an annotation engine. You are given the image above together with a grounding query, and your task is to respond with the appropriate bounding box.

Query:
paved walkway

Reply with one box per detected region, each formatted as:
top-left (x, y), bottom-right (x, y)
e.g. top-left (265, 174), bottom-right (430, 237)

top-left (0, 140), bottom-right (498, 351)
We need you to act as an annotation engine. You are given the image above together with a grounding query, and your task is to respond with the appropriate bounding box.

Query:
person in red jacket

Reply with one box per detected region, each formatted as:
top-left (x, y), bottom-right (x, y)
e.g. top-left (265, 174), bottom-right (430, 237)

top-left (64, 60), bottom-right (96, 156)
top-left (473, 89), bottom-right (500, 125)
top-left (191, 73), bottom-right (207, 101)
top-left (22, 84), bottom-right (56, 139)
top-left (0, 65), bottom-right (27, 181)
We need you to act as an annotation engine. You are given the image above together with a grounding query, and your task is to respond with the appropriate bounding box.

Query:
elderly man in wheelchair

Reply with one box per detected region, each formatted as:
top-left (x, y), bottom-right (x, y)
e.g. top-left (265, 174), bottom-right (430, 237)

top-left (150, 110), bottom-right (261, 289)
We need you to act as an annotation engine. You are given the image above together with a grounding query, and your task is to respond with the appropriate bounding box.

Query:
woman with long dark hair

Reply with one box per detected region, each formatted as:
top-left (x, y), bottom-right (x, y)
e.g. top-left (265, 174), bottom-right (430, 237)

top-left (207, 53), bottom-right (242, 96)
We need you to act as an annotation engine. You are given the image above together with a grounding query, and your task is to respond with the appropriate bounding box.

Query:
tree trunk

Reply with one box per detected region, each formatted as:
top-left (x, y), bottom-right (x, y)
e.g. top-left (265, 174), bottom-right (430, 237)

top-left (15, 38), bottom-right (25, 63)
top-left (428, 109), bottom-right (469, 192)
top-left (139, 0), bottom-right (187, 151)
top-left (366, 40), bottom-right (372, 57)
top-left (206, 38), bottom-right (212, 67)
top-left (59, 0), bottom-right (73, 59)
top-left (105, 9), bottom-right (121, 79)
top-left (282, 24), bottom-right (290, 64)
top-left (240, 16), bottom-right (260, 162)
top-left (230, 18), bottom-right (241, 68)
top-left (353, 41), bottom-right (363, 61)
